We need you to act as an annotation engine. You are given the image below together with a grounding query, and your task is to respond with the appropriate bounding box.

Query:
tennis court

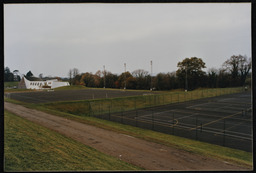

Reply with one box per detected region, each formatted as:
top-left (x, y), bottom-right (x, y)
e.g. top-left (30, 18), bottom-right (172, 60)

top-left (104, 91), bottom-right (252, 152)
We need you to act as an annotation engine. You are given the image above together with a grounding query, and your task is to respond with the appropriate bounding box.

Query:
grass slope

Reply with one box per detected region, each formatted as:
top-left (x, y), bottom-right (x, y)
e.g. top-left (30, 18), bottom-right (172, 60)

top-left (4, 110), bottom-right (142, 171)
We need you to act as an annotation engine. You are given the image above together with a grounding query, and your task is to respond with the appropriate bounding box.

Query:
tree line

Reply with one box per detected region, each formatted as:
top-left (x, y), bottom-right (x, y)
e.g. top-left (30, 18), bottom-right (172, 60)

top-left (68, 54), bottom-right (251, 91)
top-left (4, 69), bottom-right (63, 82)
top-left (4, 54), bottom-right (251, 90)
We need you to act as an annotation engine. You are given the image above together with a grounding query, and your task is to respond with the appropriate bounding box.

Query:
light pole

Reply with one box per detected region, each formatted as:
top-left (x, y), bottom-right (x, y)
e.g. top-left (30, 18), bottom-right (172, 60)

top-left (185, 67), bottom-right (188, 92)
top-left (150, 60), bottom-right (153, 91)
top-left (185, 64), bottom-right (190, 92)
top-left (124, 63), bottom-right (126, 90)
top-left (103, 65), bottom-right (106, 88)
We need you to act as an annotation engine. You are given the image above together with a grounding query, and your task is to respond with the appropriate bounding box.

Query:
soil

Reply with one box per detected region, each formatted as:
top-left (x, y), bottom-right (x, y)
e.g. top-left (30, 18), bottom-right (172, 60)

top-left (4, 102), bottom-right (251, 171)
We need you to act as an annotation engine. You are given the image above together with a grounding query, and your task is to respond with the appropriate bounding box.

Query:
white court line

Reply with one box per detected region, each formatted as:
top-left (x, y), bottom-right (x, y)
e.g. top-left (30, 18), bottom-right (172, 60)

top-left (176, 112), bottom-right (199, 120)
top-left (137, 109), bottom-right (177, 119)
top-left (188, 102), bottom-right (246, 113)
top-left (186, 102), bottom-right (211, 109)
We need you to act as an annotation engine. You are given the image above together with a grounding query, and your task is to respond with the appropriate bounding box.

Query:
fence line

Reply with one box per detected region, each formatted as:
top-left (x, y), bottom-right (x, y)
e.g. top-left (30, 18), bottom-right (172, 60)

top-left (45, 87), bottom-right (252, 151)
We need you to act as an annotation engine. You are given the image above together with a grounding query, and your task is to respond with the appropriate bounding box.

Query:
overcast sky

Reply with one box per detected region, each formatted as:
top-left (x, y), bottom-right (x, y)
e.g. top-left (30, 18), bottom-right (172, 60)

top-left (4, 3), bottom-right (251, 78)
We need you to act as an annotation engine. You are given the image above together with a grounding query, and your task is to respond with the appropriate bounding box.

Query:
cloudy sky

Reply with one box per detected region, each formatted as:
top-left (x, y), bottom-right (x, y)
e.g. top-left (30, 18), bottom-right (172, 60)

top-left (4, 3), bottom-right (251, 78)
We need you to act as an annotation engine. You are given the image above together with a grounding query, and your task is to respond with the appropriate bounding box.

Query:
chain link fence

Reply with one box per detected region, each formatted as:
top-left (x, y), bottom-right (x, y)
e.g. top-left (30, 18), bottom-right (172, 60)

top-left (45, 87), bottom-right (252, 151)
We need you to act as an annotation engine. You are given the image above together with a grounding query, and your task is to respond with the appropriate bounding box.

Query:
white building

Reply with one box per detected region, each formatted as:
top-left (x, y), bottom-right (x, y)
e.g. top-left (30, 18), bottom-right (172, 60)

top-left (18, 77), bottom-right (70, 89)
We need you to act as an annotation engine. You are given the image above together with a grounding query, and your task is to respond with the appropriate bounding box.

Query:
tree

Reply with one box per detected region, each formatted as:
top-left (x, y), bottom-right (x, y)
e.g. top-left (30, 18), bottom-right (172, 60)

top-left (39, 73), bottom-right (43, 79)
top-left (217, 68), bottom-right (231, 88)
top-left (223, 55), bottom-right (251, 86)
top-left (105, 71), bottom-right (118, 88)
top-left (132, 69), bottom-right (149, 78)
top-left (207, 68), bottom-right (218, 88)
top-left (132, 69), bottom-right (150, 90)
top-left (238, 56), bottom-right (251, 86)
top-left (68, 68), bottom-right (80, 85)
top-left (68, 69), bottom-right (72, 85)
top-left (13, 70), bottom-right (20, 81)
top-left (4, 67), bottom-right (14, 82)
top-left (80, 72), bottom-right (95, 87)
top-left (176, 57), bottom-right (206, 90)
top-left (118, 72), bottom-right (132, 89)
top-left (94, 70), bottom-right (102, 87)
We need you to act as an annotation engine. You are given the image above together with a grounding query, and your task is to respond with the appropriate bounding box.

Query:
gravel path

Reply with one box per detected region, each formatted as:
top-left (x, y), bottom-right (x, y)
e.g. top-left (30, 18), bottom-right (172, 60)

top-left (4, 102), bottom-right (250, 171)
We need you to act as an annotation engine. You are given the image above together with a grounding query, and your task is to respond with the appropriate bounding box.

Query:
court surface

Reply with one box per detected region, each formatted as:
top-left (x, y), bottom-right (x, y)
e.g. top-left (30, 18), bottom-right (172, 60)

top-left (108, 91), bottom-right (252, 152)
top-left (5, 88), bottom-right (158, 103)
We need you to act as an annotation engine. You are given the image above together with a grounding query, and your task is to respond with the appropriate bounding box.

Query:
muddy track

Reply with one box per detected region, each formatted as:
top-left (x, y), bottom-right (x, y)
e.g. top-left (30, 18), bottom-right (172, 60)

top-left (4, 102), bottom-right (250, 171)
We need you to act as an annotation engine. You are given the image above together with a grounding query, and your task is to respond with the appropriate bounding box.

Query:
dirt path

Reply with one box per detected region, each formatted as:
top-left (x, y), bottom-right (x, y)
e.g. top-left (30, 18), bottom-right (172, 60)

top-left (4, 102), bottom-right (249, 171)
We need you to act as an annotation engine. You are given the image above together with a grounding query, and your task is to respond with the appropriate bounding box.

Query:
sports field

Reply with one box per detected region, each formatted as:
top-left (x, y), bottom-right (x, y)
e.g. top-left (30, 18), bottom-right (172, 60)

top-left (6, 88), bottom-right (252, 152)
top-left (105, 91), bottom-right (252, 152)
top-left (5, 88), bottom-right (158, 103)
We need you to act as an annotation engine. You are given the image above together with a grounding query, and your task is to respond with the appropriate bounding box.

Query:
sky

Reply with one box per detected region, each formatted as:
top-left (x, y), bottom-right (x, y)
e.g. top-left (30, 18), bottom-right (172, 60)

top-left (4, 3), bottom-right (251, 78)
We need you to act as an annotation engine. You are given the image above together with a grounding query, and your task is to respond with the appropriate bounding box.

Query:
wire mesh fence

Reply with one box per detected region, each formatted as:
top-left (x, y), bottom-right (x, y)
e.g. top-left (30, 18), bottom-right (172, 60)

top-left (43, 87), bottom-right (252, 151)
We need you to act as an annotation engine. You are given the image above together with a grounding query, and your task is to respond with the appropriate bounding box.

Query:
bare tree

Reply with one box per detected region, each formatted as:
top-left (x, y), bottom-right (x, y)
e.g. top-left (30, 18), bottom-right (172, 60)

top-left (68, 69), bottom-right (73, 85)
top-left (132, 69), bottom-right (149, 78)
top-left (72, 68), bottom-right (79, 78)
top-left (223, 55), bottom-right (251, 86)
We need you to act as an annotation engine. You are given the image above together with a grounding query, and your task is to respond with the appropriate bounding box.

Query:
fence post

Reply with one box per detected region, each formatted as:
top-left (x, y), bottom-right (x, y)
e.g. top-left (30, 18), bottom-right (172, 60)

top-left (172, 112), bottom-right (174, 135)
top-left (99, 101), bottom-right (101, 117)
top-left (152, 95), bottom-right (154, 130)
top-left (196, 114), bottom-right (198, 140)
top-left (108, 105), bottom-right (110, 120)
top-left (121, 99), bottom-right (124, 124)
top-left (223, 119), bottom-right (226, 146)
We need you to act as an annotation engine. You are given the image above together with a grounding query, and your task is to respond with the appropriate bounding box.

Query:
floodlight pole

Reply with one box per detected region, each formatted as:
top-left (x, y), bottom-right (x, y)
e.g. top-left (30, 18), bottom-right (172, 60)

top-left (185, 67), bottom-right (188, 92)
top-left (150, 60), bottom-right (153, 91)
top-left (103, 65), bottom-right (106, 88)
top-left (124, 63), bottom-right (126, 90)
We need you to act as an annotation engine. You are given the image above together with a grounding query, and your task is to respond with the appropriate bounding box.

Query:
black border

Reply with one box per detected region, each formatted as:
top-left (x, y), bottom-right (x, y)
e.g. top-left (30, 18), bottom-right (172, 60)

top-left (1, 0), bottom-right (255, 173)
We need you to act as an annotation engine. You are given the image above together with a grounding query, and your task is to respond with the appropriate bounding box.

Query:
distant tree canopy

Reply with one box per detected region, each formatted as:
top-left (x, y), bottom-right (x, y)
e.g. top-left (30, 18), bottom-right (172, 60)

top-left (176, 57), bottom-right (207, 90)
top-left (5, 54), bottom-right (251, 91)
top-left (69, 54), bottom-right (251, 91)
top-left (4, 67), bottom-right (14, 82)
top-left (222, 55), bottom-right (251, 86)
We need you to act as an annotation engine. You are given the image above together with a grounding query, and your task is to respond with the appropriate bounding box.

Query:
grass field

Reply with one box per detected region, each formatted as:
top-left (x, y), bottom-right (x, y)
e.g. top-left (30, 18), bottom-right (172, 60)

top-left (4, 110), bottom-right (142, 171)
top-left (4, 81), bottom-right (19, 88)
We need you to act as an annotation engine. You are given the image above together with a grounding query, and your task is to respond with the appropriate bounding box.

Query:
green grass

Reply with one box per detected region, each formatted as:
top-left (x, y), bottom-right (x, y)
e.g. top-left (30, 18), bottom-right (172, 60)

top-left (4, 110), bottom-right (142, 171)
top-left (4, 81), bottom-right (19, 88)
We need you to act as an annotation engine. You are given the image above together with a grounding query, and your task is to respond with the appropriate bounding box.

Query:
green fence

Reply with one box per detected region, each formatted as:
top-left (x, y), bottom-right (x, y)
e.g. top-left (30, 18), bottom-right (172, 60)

top-left (46, 87), bottom-right (244, 117)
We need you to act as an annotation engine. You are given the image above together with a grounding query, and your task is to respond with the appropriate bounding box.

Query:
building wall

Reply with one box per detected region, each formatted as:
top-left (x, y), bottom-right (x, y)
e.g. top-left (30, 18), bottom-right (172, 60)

top-left (22, 77), bottom-right (69, 89)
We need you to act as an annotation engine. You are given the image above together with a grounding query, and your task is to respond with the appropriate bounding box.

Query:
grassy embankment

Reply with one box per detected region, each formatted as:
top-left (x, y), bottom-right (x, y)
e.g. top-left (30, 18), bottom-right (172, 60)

top-left (4, 87), bottom-right (252, 170)
top-left (4, 110), bottom-right (142, 171)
